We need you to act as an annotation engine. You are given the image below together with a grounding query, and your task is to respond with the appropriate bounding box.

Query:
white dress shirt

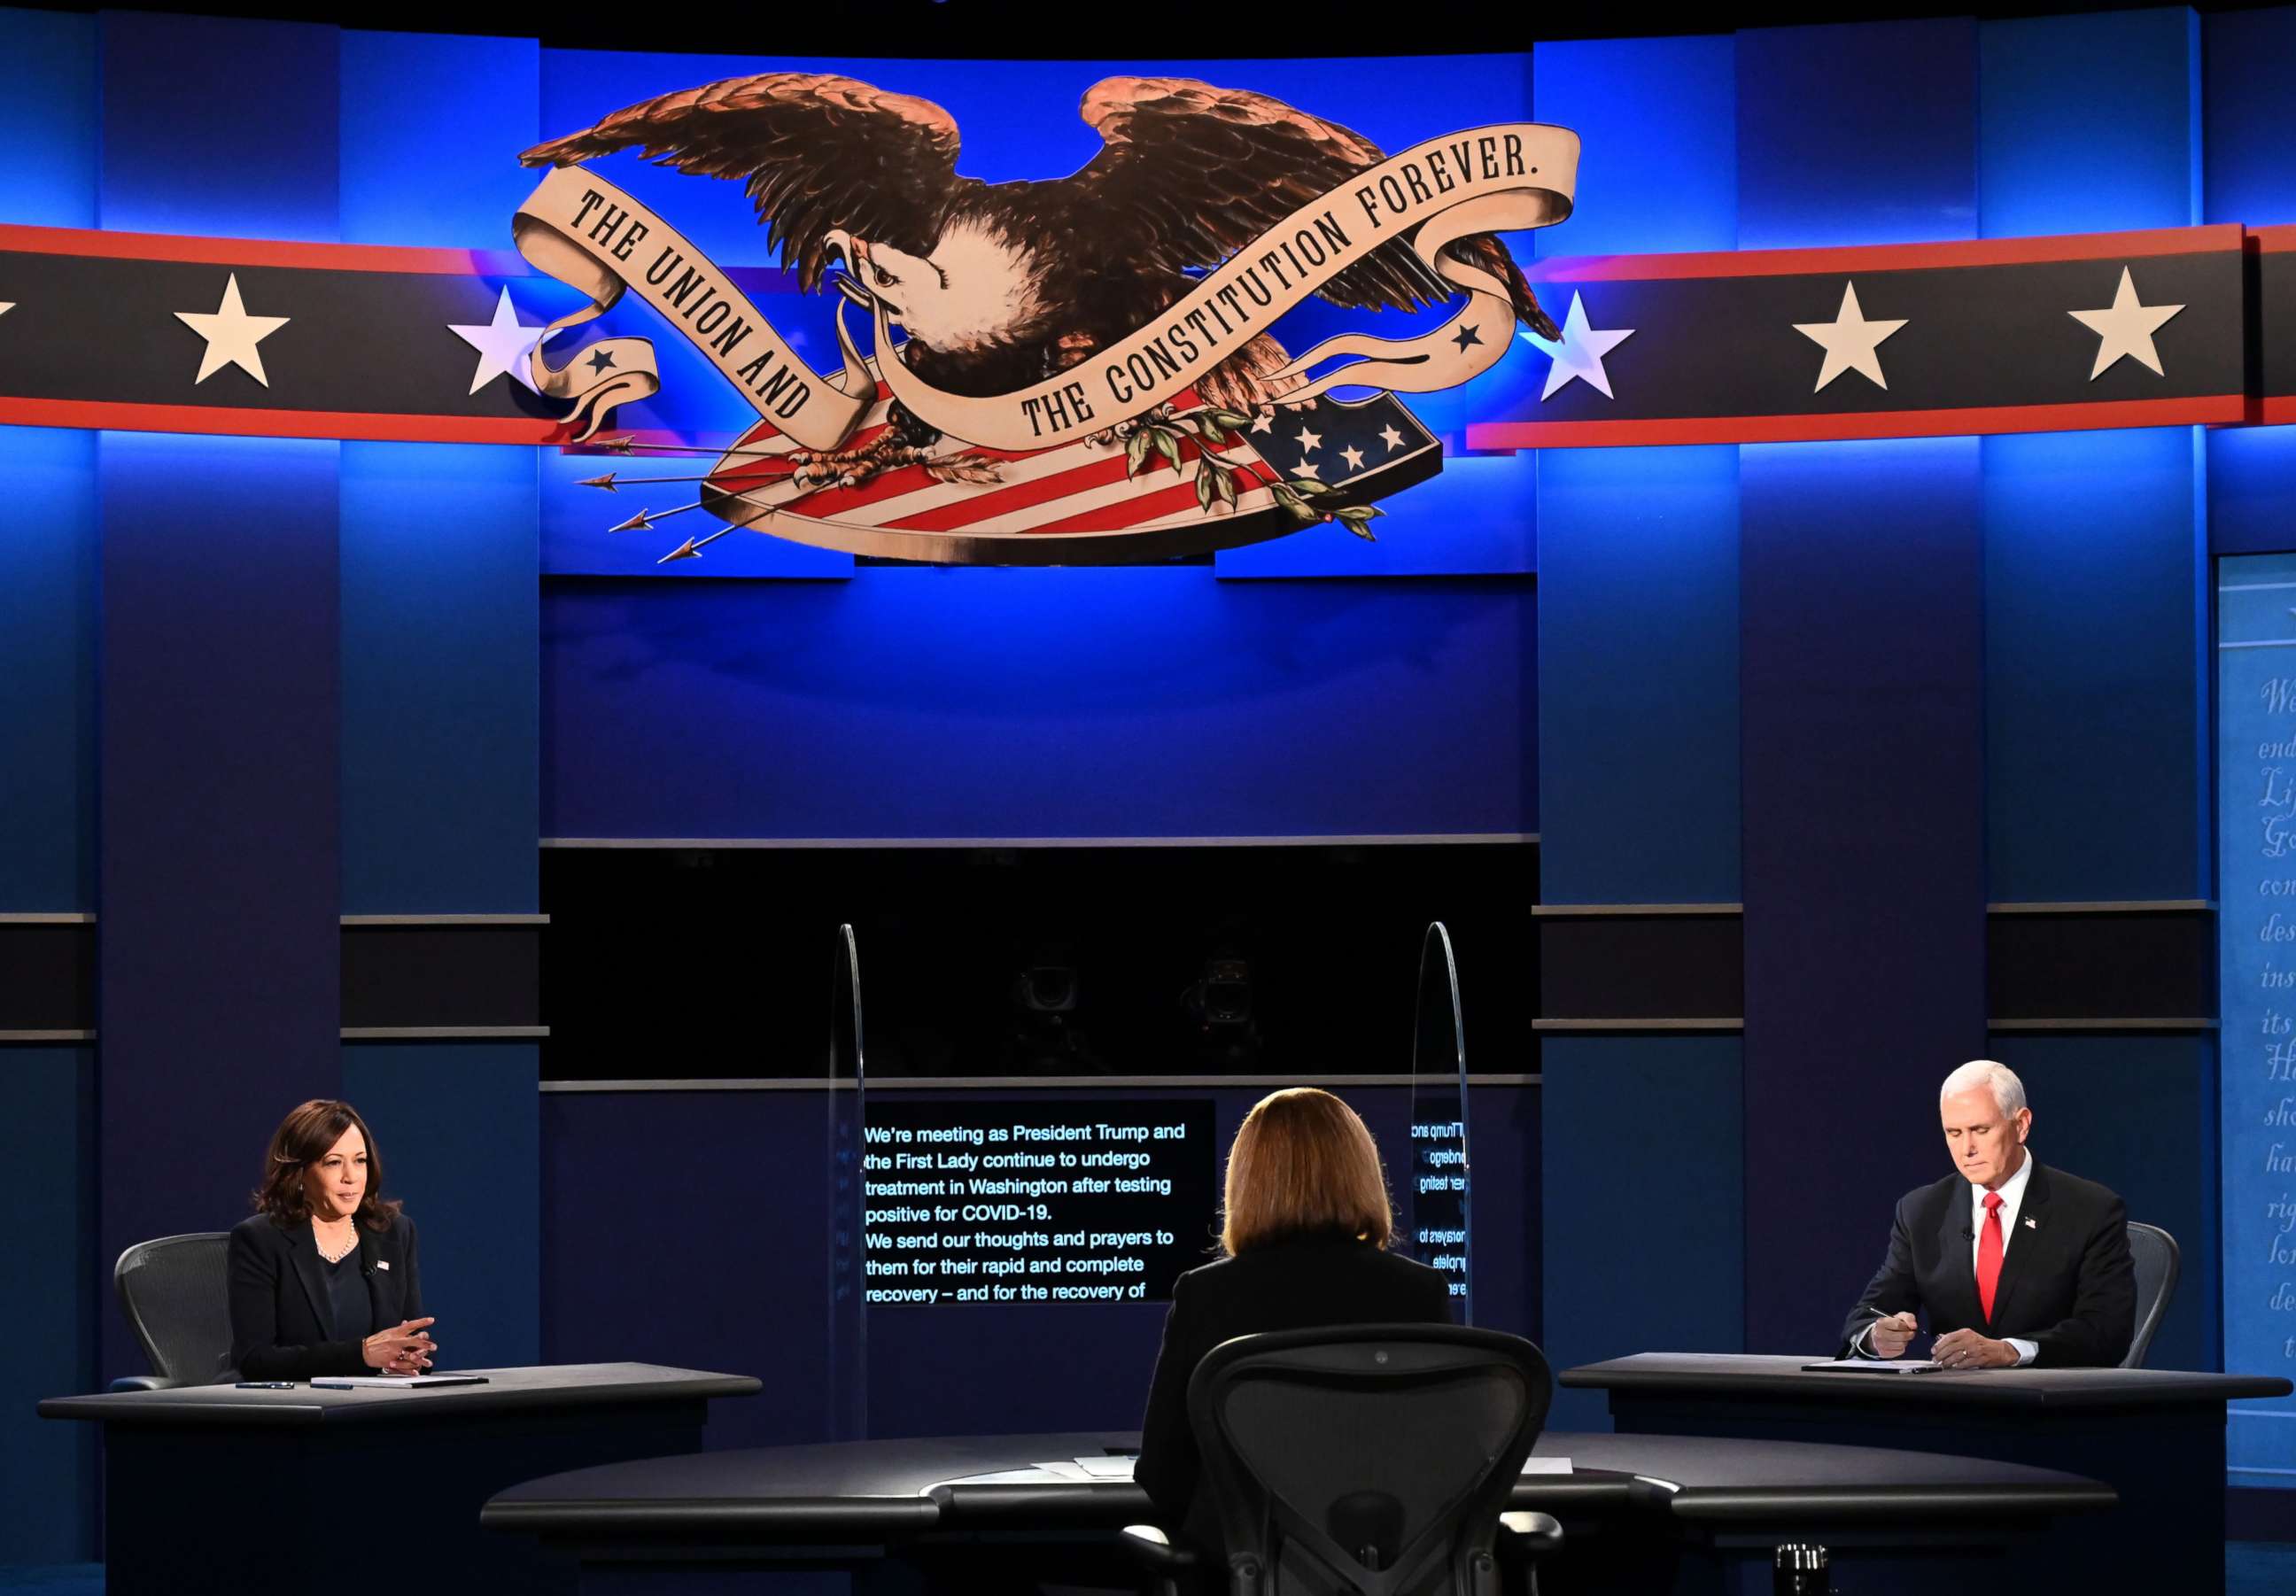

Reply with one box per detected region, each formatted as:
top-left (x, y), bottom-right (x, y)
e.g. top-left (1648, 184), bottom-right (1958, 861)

top-left (1858, 1151), bottom-right (2038, 1365)
top-left (1974, 1153), bottom-right (2039, 1367)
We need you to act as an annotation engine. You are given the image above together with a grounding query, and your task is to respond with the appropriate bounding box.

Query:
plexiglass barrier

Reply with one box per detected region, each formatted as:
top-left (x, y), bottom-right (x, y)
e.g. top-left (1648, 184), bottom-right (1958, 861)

top-left (1408, 921), bottom-right (1471, 1321)
top-left (826, 924), bottom-right (868, 1438)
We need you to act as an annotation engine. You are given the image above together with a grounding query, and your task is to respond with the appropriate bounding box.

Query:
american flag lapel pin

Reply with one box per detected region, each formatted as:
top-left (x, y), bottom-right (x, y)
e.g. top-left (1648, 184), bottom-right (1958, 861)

top-left (377, 1259), bottom-right (391, 1269)
top-left (2024, 1218), bottom-right (2037, 1229)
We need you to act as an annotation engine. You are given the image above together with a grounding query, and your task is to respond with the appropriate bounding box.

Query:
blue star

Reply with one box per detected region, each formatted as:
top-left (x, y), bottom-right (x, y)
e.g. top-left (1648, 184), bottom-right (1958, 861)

top-left (588, 349), bottom-right (617, 374)
top-left (1451, 323), bottom-right (1483, 353)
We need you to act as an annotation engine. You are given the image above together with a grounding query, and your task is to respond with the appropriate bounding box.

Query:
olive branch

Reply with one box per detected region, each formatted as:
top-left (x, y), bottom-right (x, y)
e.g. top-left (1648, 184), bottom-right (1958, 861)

top-left (1121, 407), bottom-right (1385, 541)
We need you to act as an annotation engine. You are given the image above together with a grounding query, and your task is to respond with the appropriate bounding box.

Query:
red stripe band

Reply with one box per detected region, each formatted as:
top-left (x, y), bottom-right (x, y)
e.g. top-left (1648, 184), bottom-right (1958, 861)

top-left (0, 222), bottom-right (529, 278)
top-left (1465, 395), bottom-right (2247, 451)
top-left (0, 397), bottom-right (573, 444)
top-left (1526, 225), bottom-right (2246, 285)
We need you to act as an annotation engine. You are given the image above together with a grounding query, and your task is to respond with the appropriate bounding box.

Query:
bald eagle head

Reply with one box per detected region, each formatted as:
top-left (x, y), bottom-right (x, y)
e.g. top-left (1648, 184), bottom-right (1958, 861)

top-left (824, 216), bottom-right (1052, 358)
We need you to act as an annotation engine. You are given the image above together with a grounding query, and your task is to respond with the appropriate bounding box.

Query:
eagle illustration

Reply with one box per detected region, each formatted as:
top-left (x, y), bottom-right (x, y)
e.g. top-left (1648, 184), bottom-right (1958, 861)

top-left (522, 74), bottom-right (1557, 491)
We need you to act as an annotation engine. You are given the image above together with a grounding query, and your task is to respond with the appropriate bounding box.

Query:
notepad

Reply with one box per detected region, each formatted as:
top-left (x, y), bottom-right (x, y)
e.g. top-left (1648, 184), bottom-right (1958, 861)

top-left (1072, 1456), bottom-right (1137, 1480)
top-left (1800, 1360), bottom-right (1949, 1375)
top-left (308, 1375), bottom-right (490, 1389)
top-left (1519, 1457), bottom-right (1571, 1475)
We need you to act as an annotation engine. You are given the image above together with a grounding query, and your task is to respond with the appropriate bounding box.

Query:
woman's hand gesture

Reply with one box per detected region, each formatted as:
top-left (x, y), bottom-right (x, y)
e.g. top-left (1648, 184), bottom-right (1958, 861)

top-left (361, 1317), bottom-right (438, 1375)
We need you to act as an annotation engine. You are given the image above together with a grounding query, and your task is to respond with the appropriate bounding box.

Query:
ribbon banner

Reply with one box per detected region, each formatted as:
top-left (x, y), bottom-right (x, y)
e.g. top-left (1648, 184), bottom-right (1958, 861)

top-left (512, 122), bottom-right (1578, 453)
top-left (515, 166), bottom-right (874, 447)
top-left (872, 124), bottom-right (1579, 451)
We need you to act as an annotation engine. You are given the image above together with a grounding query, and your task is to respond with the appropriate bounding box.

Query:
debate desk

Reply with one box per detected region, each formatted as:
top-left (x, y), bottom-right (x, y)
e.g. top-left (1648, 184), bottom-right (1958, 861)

top-left (38, 1362), bottom-right (759, 1596)
top-left (1562, 1352), bottom-right (2293, 1596)
top-left (481, 1427), bottom-right (2112, 1595)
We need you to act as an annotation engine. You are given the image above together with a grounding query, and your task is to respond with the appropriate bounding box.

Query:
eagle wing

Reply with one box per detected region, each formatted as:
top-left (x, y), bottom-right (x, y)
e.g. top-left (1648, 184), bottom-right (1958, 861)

top-left (519, 73), bottom-right (972, 291)
top-left (1063, 76), bottom-right (1553, 335)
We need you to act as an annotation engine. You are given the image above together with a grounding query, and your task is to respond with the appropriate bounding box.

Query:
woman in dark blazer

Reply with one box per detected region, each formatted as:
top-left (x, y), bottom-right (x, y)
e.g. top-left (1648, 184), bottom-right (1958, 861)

top-left (1136, 1088), bottom-right (1454, 1551)
top-left (228, 1098), bottom-right (437, 1382)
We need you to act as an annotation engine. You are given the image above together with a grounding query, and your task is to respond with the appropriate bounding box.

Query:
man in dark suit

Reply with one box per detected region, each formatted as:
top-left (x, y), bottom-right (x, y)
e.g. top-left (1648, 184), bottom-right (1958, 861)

top-left (1842, 1060), bottom-right (2135, 1368)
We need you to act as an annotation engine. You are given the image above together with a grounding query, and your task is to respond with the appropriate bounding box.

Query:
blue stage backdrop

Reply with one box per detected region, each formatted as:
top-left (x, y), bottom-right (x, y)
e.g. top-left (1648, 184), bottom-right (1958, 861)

top-left (16, 4), bottom-right (2296, 1569)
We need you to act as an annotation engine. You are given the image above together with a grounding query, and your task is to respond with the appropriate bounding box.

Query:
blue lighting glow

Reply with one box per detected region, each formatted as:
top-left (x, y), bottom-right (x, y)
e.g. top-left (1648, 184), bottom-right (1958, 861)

top-left (100, 13), bottom-right (339, 241)
top-left (1531, 35), bottom-right (1737, 257)
top-left (0, 7), bottom-right (97, 227)
top-left (2211, 426), bottom-right (2296, 556)
top-left (1736, 19), bottom-right (1978, 249)
top-left (1978, 10), bottom-right (2199, 237)
top-left (341, 30), bottom-right (542, 247)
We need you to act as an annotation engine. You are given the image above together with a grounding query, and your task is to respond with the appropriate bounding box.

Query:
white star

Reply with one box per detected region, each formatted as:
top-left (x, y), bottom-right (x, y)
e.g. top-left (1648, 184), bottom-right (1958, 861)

top-left (2068, 267), bottom-right (2183, 380)
top-left (1530, 292), bottom-right (1634, 400)
top-left (1377, 422), bottom-right (1407, 452)
top-left (1793, 282), bottom-right (1905, 392)
top-left (1249, 410), bottom-right (1275, 435)
top-left (1292, 461), bottom-right (1322, 480)
top-left (174, 274), bottom-right (290, 388)
top-left (448, 288), bottom-right (546, 395)
top-left (1294, 426), bottom-right (1323, 453)
top-left (1340, 445), bottom-right (1366, 472)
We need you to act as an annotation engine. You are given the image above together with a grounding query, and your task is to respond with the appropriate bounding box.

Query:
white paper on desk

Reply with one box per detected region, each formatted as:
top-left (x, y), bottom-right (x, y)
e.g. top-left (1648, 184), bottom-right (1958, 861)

top-left (1519, 1457), bottom-right (1571, 1475)
top-left (1798, 1359), bottom-right (1947, 1375)
top-left (1071, 1456), bottom-right (1137, 1480)
top-left (307, 1375), bottom-right (488, 1389)
top-left (1029, 1460), bottom-right (1099, 1482)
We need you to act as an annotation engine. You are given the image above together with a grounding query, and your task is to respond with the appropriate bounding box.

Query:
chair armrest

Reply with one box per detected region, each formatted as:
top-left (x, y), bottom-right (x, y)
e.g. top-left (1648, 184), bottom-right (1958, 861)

top-left (1497, 1511), bottom-right (1563, 1559)
top-left (1120, 1523), bottom-right (1201, 1571)
top-left (108, 1375), bottom-right (178, 1393)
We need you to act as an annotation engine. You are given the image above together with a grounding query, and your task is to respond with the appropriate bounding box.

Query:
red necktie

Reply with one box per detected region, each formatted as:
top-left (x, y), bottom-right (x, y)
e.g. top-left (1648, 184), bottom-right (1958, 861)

top-left (1976, 1190), bottom-right (2005, 1322)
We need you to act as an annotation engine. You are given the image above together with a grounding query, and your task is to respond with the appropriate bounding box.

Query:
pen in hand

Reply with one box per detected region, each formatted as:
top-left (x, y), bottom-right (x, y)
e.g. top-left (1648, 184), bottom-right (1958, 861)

top-left (1867, 1309), bottom-right (1921, 1358)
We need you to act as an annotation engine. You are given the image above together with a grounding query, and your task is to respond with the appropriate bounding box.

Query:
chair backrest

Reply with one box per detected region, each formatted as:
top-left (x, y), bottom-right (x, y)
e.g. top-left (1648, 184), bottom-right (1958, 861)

top-left (2122, 1221), bottom-right (2180, 1369)
top-left (114, 1233), bottom-right (236, 1388)
top-left (1187, 1325), bottom-right (1550, 1596)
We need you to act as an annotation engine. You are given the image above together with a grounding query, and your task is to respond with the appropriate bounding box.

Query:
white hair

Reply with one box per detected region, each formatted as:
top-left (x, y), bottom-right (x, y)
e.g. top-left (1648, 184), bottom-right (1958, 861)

top-left (1940, 1059), bottom-right (2027, 1118)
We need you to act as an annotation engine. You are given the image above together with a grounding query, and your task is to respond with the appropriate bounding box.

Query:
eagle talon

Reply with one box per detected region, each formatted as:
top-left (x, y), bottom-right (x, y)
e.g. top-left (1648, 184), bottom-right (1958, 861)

top-left (783, 434), bottom-right (923, 493)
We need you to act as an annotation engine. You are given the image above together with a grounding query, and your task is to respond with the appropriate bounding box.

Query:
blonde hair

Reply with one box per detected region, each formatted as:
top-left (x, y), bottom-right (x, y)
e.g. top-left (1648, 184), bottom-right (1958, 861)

top-left (1219, 1088), bottom-right (1394, 1256)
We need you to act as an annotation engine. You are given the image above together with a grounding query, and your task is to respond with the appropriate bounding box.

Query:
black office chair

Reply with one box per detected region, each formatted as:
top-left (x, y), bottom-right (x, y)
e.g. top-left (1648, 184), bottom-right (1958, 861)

top-left (2122, 1221), bottom-right (2180, 1369)
top-left (1126, 1324), bottom-right (1563, 1596)
top-left (112, 1232), bottom-right (235, 1391)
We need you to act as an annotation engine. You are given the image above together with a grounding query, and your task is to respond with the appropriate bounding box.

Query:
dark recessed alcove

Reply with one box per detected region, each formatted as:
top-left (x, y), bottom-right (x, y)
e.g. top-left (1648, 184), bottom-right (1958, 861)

top-left (539, 842), bottom-right (1537, 1080)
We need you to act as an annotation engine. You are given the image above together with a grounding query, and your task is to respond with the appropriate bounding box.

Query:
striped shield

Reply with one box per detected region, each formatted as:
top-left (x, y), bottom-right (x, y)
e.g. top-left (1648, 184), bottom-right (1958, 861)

top-left (691, 374), bottom-right (1442, 565)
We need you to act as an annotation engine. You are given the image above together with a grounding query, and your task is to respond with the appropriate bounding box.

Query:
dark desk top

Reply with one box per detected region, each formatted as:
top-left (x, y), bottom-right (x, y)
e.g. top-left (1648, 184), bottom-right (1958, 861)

top-left (1560, 1352), bottom-right (2295, 1409)
top-left (38, 1362), bottom-right (760, 1428)
top-left (480, 1428), bottom-right (2114, 1544)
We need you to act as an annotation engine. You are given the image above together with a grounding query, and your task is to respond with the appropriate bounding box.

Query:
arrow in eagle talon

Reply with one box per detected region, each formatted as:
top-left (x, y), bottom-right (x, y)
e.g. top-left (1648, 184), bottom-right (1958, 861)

top-left (578, 473), bottom-right (619, 492)
top-left (609, 508), bottom-right (655, 533)
top-left (590, 436), bottom-right (636, 454)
